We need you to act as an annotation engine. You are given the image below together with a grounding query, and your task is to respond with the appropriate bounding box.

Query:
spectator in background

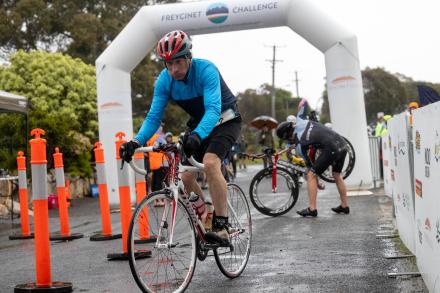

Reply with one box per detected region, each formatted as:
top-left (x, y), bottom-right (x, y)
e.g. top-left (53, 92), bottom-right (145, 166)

top-left (258, 125), bottom-right (274, 168)
top-left (374, 112), bottom-right (387, 137)
top-left (238, 135), bottom-right (248, 170)
top-left (407, 101), bottom-right (419, 127)
top-left (165, 132), bottom-right (174, 143)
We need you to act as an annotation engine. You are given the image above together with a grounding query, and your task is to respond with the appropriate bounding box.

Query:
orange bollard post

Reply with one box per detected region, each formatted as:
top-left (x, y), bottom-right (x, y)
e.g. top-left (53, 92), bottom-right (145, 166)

top-left (90, 142), bottom-right (122, 241)
top-left (133, 152), bottom-right (156, 244)
top-left (65, 179), bottom-right (71, 208)
top-left (107, 132), bottom-right (150, 261)
top-left (49, 148), bottom-right (83, 241)
top-left (9, 151), bottom-right (34, 240)
top-left (14, 128), bottom-right (72, 292)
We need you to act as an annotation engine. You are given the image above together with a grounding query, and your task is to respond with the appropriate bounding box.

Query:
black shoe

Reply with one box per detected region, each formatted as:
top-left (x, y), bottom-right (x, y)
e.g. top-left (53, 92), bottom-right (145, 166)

top-left (205, 227), bottom-right (230, 247)
top-left (331, 205), bottom-right (350, 214)
top-left (296, 207), bottom-right (318, 217)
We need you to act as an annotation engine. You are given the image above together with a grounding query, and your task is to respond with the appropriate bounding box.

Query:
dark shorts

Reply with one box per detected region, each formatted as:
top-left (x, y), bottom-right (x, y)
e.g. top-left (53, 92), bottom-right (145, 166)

top-left (310, 141), bottom-right (347, 175)
top-left (188, 117), bottom-right (241, 163)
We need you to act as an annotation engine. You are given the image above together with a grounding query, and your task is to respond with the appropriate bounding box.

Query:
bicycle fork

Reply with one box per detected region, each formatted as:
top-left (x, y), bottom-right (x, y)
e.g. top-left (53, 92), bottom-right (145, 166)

top-left (272, 154), bottom-right (279, 193)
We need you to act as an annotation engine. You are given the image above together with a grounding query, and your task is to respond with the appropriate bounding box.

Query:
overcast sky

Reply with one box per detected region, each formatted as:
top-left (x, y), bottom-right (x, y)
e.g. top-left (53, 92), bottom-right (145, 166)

top-left (189, 0), bottom-right (440, 110)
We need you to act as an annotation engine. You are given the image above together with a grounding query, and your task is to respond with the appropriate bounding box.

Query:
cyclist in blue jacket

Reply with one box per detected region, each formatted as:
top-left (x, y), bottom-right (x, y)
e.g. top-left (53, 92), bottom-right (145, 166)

top-left (120, 30), bottom-right (241, 246)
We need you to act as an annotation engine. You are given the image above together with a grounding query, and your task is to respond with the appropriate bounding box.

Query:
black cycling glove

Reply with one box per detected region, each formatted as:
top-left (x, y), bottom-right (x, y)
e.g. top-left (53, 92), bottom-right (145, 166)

top-left (183, 132), bottom-right (201, 157)
top-left (119, 140), bottom-right (140, 162)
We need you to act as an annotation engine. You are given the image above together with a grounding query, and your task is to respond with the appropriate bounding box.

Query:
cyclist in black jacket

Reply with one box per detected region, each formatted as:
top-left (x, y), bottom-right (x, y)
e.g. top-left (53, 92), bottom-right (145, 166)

top-left (277, 99), bottom-right (350, 217)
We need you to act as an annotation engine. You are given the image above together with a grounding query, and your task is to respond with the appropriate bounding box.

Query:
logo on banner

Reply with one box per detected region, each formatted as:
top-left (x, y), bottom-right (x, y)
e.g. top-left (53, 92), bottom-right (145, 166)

top-left (391, 169), bottom-right (395, 181)
top-left (425, 148), bottom-right (431, 178)
top-left (436, 219), bottom-right (440, 244)
top-left (331, 76), bottom-right (355, 85)
top-left (206, 3), bottom-right (229, 24)
top-left (415, 179), bottom-right (422, 198)
top-left (417, 219), bottom-right (423, 245)
top-left (415, 130), bottom-right (421, 154)
top-left (424, 217), bottom-right (434, 249)
top-left (393, 146), bottom-right (397, 166)
top-left (388, 135), bottom-right (391, 149)
top-left (434, 130), bottom-right (440, 163)
top-left (398, 140), bottom-right (406, 155)
top-left (425, 218), bottom-right (432, 231)
top-left (402, 193), bottom-right (409, 209)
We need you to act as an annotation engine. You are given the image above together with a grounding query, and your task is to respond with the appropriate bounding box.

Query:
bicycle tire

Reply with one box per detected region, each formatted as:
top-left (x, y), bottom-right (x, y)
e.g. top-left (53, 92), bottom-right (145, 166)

top-left (128, 190), bottom-right (197, 293)
top-left (316, 137), bottom-right (356, 183)
top-left (214, 183), bottom-right (252, 278)
top-left (249, 166), bottom-right (299, 217)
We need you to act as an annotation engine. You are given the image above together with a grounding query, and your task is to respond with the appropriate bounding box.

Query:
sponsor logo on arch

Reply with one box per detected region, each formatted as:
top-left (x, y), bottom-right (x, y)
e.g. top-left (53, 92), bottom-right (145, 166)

top-left (206, 3), bottom-right (229, 24)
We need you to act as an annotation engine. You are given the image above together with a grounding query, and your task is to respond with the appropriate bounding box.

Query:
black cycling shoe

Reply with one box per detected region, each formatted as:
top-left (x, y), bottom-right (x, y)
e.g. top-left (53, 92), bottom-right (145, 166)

top-left (331, 205), bottom-right (350, 214)
top-left (205, 227), bottom-right (230, 247)
top-left (296, 207), bottom-right (318, 217)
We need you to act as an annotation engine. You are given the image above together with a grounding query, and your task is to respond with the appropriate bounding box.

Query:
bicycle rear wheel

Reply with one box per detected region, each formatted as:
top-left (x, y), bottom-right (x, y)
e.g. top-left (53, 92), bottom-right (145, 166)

top-left (128, 190), bottom-right (197, 293)
top-left (316, 137), bottom-right (356, 183)
top-left (214, 183), bottom-right (252, 278)
top-left (249, 166), bottom-right (299, 216)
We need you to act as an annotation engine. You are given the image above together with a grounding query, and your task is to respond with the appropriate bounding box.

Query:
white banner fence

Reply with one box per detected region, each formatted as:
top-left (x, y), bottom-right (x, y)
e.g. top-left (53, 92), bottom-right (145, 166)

top-left (383, 101), bottom-right (440, 292)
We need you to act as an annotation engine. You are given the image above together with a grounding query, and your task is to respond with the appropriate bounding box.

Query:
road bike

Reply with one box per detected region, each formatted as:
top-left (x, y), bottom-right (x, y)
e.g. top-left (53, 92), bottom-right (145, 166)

top-left (243, 138), bottom-right (355, 217)
top-left (126, 143), bottom-right (252, 293)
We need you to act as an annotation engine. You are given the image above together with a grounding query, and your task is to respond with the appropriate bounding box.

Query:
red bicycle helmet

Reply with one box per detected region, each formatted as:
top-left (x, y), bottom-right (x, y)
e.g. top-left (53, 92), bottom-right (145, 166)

top-left (156, 30), bottom-right (192, 62)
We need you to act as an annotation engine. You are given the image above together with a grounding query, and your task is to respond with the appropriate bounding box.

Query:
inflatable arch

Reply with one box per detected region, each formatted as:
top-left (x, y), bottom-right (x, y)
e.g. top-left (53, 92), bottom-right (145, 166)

top-left (96, 0), bottom-right (372, 205)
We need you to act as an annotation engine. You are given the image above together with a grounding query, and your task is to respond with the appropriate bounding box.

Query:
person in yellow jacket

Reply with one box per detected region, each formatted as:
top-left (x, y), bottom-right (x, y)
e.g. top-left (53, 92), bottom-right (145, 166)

top-left (374, 112), bottom-right (386, 137)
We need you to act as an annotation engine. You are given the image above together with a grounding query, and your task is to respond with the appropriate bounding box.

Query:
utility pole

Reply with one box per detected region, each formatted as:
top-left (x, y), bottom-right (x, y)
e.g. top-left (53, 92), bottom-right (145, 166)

top-left (266, 45), bottom-right (283, 120)
top-left (294, 71), bottom-right (300, 98)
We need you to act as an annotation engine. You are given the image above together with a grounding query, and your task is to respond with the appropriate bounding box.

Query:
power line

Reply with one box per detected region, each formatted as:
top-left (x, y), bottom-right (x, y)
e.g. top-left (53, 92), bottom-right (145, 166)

top-left (294, 70), bottom-right (300, 98)
top-left (265, 44), bottom-right (284, 120)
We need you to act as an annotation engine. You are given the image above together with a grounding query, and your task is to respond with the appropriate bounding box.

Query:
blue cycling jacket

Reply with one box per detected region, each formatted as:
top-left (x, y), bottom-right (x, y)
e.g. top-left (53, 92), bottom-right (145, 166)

top-left (135, 58), bottom-right (236, 146)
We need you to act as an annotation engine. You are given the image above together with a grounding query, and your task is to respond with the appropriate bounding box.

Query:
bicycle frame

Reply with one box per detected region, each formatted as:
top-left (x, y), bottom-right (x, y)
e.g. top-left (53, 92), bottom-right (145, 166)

top-left (128, 144), bottom-right (244, 249)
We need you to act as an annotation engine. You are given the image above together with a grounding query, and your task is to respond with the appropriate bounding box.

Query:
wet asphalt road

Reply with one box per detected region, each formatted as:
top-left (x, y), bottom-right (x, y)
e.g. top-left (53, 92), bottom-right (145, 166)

top-left (0, 165), bottom-right (428, 292)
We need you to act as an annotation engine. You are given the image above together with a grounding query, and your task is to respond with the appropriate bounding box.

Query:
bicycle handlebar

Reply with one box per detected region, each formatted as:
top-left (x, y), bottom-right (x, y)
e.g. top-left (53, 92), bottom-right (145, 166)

top-left (126, 143), bottom-right (204, 175)
top-left (241, 147), bottom-right (292, 160)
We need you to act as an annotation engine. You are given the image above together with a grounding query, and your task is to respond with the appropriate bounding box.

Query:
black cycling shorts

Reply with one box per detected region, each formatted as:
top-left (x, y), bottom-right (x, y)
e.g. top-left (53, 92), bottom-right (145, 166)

top-left (310, 146), bottom-right (347, 175)
top-left (189, 117), bottom-right (241, 163)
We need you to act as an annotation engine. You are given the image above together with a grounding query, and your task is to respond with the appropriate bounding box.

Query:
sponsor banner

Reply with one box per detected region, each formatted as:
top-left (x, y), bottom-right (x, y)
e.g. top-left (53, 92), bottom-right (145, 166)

top-left (388, 113), bottom-right (416, 254)
top-left (382, 132), bottom-right (392, 197)
top-left (412, 101), bottom-right (440, 292)
top-left (156, 1), bottom-right (285, 35)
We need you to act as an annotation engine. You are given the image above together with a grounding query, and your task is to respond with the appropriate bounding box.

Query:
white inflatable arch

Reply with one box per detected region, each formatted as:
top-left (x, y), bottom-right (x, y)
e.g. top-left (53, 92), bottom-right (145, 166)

top-left (96, 0), bottom-right (372, 205)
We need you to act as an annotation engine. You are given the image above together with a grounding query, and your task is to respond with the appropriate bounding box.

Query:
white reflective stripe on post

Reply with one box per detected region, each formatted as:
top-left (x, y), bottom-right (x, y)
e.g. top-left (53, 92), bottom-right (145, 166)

top-left (117, 159), bottom-right (130, 187)
top-left (31, 164), bottom-right (48, 200)
top-left (96, 163), bottom-right (107, 185)
top-left (133, 158), bottom-right (146, 183)
top-left (55, 168), bottom-right (65, 188)
top-left (18, 170), bottom-right (27, 189)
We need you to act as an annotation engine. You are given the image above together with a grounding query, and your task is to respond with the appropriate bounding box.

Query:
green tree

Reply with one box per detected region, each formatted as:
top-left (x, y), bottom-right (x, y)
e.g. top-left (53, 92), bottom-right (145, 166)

top-left (0, 0), bottom-right (179, 63)
top-left (237, 84), bottom-right (301, 151)
top-left (362, 67), bottom-right (408, 123)
top-left (0, 50), bottom-right (97, 176)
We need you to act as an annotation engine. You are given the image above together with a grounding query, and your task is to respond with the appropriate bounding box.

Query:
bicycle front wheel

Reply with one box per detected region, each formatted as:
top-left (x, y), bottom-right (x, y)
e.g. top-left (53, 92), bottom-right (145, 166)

top-left (249, 166), bottom-right (299, 216)
top-left (214, 183), bottom-right (252, 278)
top-left (128, 190), bottom-right (197, 293)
